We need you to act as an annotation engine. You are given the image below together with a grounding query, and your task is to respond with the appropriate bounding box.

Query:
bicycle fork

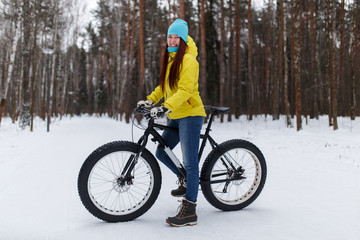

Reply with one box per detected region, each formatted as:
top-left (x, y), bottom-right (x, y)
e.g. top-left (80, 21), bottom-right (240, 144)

top-left (117, 133), bottom-right (150, 186)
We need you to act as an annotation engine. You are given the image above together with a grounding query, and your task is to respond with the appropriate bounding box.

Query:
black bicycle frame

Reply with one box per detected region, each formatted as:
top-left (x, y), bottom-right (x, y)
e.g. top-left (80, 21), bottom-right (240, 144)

top-left (154, 112), bottom-right (220, 157)
top-left (124, 111), bottom-right (218, 178)
top-left (121, 109), bottom-right (242, 186)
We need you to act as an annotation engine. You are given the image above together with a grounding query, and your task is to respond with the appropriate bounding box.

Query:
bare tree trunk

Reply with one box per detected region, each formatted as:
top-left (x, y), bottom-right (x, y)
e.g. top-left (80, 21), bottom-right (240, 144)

top-left (168, 0), bottom-right (172, 25)
top-left (227, 0), bottom-right (234, 122)
top-left (338, 0), bottom-right (345, 116)
top-left (119, 0), bottom-right (134, 118)
top-left (172, 0), bottom-right (177, 20)
top-left (107, 32), bottom-right (114, 117)
top-left (119, 0), bottom-right (137, 122)
top-left (10, 61), bottom-right (22, 122)
top-left (0, 4), bottom-right (21, 124)
top-left (200, 0), bottom-right (207, 104)
top-left (138, 0), bottom-right (145, 101)
top-left (310, 0), bottom-right (318, 119)
top-left (247, 0), bottom-right (253, 120)
top-left (179, 0), bottom-right (185, 19)
top-left (101, 36), bottom-right (110, 99)
top-left (108, 47), bottom-right (114, 116)
top-left (87, 53), bottom-right (94, 115)
top-left (292, 0), bottom-right (302, 131)
top-left (273, 0), bottom-right (282, 120)
top-left (30, 12), bottom-right (39, 132)
top-left (60, 53), bottom-right (70, 116)
top-left (353, 0), bottom-right (359, 118)
top-left (20, 0), bottom-right (32, 129)
top-left (325, 0), bottom-right (333, 126)
top-left (302, 2), bottom-right (309, 121)
top-left (330, 0), bottom-right (338, 130)
top-left (283, 0), bottom-right (292, 127)
top-left (235, 0), bottom-right (241, 117)
top-left (316, 1), bottom-right (324, 115)
top-left (127, 0), bottom-right (138, 122)
top-left (113, 1), bottom-right (123, 118)
top-left (264, 4), bottom-right (271, 115)
top-left (51, 2), bottom-right (59, 117)
top-left (219, 0), bottom-right (225, 122)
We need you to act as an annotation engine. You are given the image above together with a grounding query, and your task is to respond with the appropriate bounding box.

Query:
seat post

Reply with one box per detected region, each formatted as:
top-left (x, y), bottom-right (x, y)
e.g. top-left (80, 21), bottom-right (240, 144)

top-left (198, 111), bottom-right (215, 162)
top-left (204, 111), bottom-right (216, 137)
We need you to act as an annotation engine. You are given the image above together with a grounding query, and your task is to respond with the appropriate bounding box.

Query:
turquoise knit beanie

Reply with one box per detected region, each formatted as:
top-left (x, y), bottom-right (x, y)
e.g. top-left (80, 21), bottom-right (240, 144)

top-left (167, 19), bottom-right (188, 44)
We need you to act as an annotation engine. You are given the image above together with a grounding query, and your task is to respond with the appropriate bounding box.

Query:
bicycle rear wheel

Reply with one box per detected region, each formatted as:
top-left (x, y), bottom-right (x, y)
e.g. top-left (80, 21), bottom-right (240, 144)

top-left (200, 139), bottom-right (266, 211)
top-left (78, 141), bottom-right (161, 222)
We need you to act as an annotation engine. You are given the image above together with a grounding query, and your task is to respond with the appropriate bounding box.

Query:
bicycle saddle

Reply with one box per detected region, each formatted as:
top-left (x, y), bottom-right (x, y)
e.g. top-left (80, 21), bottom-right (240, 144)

top-left (205, 106), bottom-right (231, 113)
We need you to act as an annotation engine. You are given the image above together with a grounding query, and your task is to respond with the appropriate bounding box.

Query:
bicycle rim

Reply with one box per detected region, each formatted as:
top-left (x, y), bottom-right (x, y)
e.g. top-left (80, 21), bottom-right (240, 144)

top-left (210, 148), bottom-right (262, 205)
top-left (87, 151), bottom-right (155, 215)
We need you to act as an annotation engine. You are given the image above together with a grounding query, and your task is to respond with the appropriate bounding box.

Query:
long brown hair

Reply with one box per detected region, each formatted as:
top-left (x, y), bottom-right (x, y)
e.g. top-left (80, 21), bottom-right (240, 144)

top-left (159, 38), bottom-right (187, 92)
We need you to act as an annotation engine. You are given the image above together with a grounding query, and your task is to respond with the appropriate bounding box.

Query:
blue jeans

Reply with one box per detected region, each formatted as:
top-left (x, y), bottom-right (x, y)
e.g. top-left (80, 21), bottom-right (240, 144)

top-left (155, 116), bottom-right (204, 203)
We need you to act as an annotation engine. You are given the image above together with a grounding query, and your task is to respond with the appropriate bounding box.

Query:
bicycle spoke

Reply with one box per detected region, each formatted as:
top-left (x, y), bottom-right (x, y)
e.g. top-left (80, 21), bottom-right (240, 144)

top-left (209, 147), bottom-right (262, 204)
top-left (87, 151), bottom-right (154, 216)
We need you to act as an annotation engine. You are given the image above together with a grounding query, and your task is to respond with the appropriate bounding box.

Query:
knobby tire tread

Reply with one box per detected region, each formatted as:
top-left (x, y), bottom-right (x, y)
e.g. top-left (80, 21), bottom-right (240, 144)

top-left (77, 141), bottom-right (162, 222)
top-left (200, 139), bottom-right (267, 211)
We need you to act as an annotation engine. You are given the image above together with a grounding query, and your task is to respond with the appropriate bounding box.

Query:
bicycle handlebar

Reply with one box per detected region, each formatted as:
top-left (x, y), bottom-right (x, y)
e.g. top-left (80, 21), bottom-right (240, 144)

top-left (134, 106), bottom-right (152, 119)
top-left (134, 105), bottom-right (231, 120)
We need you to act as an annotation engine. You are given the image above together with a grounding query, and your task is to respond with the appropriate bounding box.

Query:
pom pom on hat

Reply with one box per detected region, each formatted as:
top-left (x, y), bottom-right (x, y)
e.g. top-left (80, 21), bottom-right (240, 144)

top-left (167, 19), bottom-right (188, 43)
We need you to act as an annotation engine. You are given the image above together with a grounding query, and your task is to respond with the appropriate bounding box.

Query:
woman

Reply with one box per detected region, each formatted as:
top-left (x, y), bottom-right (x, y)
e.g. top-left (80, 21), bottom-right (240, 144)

top-left (137, 19), bottom-right (206, 227)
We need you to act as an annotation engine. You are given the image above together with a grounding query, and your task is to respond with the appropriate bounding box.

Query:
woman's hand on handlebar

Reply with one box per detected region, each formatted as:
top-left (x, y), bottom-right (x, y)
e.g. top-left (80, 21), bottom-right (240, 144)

top-left (137, 100), bottom-right (154, 108)
top-left (150, 107), bottom-right (171, 119)
top-left (135, 101), bottom-right (171, 119)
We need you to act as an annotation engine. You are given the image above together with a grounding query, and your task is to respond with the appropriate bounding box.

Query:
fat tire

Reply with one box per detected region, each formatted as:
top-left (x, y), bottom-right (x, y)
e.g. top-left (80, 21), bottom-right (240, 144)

top-left (200, 139), bottom-right (267, 211)
top-left (78, 141), bottom-right (161, 222)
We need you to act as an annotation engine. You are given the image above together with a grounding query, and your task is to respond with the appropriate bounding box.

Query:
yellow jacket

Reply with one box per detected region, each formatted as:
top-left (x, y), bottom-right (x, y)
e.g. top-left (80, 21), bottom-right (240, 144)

top-left (147, 36), bottom-right (206, 119)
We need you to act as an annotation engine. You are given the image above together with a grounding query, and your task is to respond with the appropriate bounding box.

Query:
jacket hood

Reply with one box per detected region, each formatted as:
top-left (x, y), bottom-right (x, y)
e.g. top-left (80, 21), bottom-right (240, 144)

top-left (186, 36), bottom-right (198, 58)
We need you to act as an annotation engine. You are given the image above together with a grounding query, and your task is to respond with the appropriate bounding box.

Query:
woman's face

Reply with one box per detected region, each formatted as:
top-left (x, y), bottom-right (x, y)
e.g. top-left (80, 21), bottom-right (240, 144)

top-left (167, 34), bottom-right (180, 47)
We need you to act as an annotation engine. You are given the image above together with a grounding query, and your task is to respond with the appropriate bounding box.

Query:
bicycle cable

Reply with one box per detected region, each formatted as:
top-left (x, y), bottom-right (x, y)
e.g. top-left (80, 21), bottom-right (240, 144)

top-left (130, 109), bottom-right (148, 143)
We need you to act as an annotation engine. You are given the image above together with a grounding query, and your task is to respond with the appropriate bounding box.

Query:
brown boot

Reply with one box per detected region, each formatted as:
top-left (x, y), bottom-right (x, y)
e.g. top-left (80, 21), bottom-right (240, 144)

top-left (171, 177), bottom-right (186, 197)
top-left (166, 199), bottom-right (197, 227)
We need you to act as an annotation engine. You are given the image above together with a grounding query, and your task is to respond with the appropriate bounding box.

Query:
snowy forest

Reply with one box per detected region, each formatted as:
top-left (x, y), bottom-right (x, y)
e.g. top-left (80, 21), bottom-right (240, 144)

top-left (0, 0), bottom-right (359, 131)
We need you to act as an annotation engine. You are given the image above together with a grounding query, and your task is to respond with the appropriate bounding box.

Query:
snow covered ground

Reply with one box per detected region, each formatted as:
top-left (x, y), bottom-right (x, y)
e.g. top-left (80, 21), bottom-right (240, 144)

top-left (1, 114), bottom-right (359, 240)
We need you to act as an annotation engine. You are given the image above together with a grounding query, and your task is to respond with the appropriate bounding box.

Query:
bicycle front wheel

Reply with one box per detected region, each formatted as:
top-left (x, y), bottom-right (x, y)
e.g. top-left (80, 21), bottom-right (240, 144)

top-left (77, 141), bottom-right (161, 222)
top-left (200, 139), bottom-right (267, 211)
